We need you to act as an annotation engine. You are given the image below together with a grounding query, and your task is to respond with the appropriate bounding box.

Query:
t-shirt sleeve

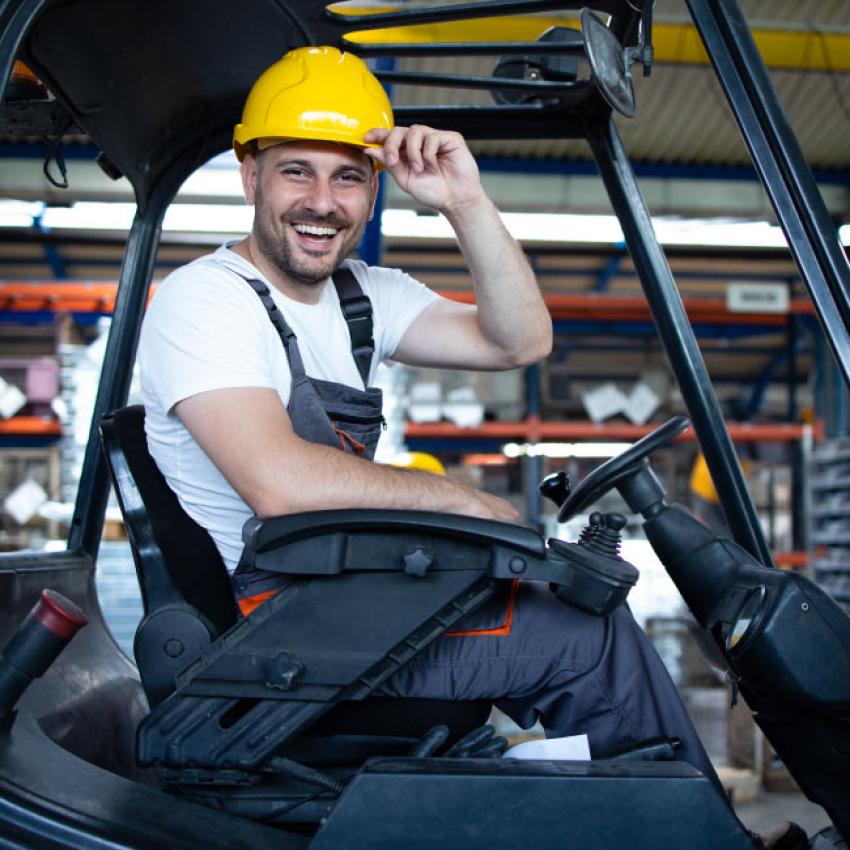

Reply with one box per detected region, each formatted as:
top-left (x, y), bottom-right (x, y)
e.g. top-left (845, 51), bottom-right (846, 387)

top-left (139, 266), bottom-right (282, 414)
top-left (348, 261), bottom-right (440, 361)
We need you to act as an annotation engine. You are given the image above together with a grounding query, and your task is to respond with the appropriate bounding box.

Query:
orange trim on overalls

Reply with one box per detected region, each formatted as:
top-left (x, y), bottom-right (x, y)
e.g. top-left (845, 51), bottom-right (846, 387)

top-left (335, 427), bottom-right (366, 455)
top-left (444, 579), bottom-right (520, 637)
top-left (237, 589), bottom-right (277, 617)
top-left (239, 579), bottom-right (522, 632)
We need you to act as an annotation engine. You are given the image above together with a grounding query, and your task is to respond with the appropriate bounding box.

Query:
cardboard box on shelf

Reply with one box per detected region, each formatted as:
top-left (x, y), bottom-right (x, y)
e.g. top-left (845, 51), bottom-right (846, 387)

top-left (4, 478), bottom-right (48, 525)
top-left (0, 377), bottom-right (26, 419)
top-left (624, 381), bottom-right (662, 425)
top-left (582, 382), bottom-right (628, 423)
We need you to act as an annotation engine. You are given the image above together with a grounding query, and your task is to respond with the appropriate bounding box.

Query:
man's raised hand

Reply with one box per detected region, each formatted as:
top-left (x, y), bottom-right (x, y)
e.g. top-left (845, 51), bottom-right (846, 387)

top-left (364, 125), bottom-right (485, 215)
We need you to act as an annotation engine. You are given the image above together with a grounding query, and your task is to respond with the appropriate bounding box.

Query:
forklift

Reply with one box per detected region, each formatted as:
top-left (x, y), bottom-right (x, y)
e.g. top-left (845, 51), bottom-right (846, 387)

top-left (0, 0), bottom-right (848, 847)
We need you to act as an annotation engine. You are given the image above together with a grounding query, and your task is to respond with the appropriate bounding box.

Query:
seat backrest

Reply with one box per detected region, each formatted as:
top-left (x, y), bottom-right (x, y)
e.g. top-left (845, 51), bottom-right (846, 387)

top-left (103, 406), bottom-right (492, 738)
top-left (100, 405), bottom-right (238, 636)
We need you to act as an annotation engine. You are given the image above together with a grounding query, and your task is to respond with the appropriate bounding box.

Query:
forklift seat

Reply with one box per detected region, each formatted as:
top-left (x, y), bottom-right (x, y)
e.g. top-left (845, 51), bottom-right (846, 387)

top-left (100, 404), bottom-right (490, 737)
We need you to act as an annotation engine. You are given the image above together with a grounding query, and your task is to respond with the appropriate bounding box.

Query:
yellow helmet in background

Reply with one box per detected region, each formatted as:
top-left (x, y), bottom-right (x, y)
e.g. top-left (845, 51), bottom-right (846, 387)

top-left (233, 46), bottom-right (394, 162)
top-left (389, 451), bottom-right (447, 476)
top-left (690, 451), bottom-right (751, 504)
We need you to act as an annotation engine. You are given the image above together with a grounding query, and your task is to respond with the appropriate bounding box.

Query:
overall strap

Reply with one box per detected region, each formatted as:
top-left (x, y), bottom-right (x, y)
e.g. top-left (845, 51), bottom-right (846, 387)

top-left (332, 265), bottom-right (374, 386)
top-left (240, 277), bottom-right (308, 378)
top-left (239, 269), bottom-right (375, 386)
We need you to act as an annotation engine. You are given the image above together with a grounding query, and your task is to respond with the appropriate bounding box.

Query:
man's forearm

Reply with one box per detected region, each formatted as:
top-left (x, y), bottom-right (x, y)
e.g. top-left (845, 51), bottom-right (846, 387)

top-left (250, 433), bottom-right (515, 521)
top-left (444, 193), bottom-right (552, 366)
top-left (366, 124), bottom-right (552, 368)
top-left (178, 388), bottom-right (519, 524)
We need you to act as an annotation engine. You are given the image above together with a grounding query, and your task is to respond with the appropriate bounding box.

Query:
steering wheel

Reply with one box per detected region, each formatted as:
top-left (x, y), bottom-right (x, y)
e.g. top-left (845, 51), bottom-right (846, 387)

top-left (557, 416), bottom-right (690, 522)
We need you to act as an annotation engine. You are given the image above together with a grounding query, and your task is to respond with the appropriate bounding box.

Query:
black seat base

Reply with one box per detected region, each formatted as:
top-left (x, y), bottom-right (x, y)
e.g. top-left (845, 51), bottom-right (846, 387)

top-left (309, 697), bottom-right (491, 741)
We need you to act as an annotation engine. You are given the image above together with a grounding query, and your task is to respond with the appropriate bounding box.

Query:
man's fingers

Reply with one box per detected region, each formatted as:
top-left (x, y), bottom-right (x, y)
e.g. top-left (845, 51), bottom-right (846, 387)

top-left (364, 147), bottom-right (385, 166)
top-left (404, 125), bottom-right (427, 173)
top-left (363, 128), bottom-right (390, 144)
top-left (365, 124), bottom-right (459, 175)
top-left (379, 126), bottom-right (409, 167)
top-left (422, 133), bottom-right (441, 170)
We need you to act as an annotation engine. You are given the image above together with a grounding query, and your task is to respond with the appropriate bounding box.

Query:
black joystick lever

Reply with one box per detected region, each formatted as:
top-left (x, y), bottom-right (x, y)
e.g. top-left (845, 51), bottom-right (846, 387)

top-left (578, 511), bottom-right (627, 558)
top-left (539, 471), bottom-right (571, 508)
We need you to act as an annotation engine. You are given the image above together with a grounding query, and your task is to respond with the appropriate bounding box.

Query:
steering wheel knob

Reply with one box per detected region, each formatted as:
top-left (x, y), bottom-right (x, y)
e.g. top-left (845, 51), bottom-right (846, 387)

top-left (539, 471), bottom-right (571, 508)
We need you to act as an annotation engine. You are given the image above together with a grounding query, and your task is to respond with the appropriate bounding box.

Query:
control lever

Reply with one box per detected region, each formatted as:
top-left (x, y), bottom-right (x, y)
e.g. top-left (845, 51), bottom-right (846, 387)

top-left (578, 511), bottom-right (627, 557)
top-left (539, 471), bottom-right (571, 508)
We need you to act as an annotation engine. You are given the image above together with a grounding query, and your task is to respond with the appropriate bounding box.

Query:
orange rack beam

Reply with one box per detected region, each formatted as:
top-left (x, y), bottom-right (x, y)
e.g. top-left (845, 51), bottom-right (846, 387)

top-left (773, 551), bottom-right (808, 570)
top-left (0, 283), bottom-right (816, 324)
top-left (0, 283), bottom-right (158, 313)
top-left (443, 292), bottom-right (816, 325)
top-left (0, 283), bottom-right (120, 313)
top-left (405, 420), bottom-right (821, 443)
top-left (0, 416), bottom-right (61, 436)
top-left (11, 417), bottom-right (813, 446)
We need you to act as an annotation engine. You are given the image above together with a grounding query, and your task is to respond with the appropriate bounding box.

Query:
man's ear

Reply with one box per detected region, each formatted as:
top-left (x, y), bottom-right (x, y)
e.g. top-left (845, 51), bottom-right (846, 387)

top-left (240, 153), bottom-right (259, 205)
top-left (367, 171), bottom-right (380, 221)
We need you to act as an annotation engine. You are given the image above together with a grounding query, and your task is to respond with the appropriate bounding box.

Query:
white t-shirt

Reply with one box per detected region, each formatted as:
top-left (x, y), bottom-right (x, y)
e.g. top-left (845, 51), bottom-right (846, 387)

top-left (138, 244), bottom-right (439, 571)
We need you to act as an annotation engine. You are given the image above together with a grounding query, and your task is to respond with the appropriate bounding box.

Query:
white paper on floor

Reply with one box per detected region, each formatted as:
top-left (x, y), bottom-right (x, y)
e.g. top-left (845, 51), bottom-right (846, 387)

top-left (503, 733), bottom-right (591, 761)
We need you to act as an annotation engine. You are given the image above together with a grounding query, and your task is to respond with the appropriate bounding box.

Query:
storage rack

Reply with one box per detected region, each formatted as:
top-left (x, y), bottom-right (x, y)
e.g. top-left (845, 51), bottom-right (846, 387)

top-left (807, 438), bottom-right (850, 614)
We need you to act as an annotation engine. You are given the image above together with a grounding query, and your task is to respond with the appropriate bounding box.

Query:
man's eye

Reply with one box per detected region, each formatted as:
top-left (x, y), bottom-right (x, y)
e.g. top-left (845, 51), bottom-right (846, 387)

top-left (282, 168), bottom-right (308, 178)
top-left (339, 172), bottom-right (365, 184)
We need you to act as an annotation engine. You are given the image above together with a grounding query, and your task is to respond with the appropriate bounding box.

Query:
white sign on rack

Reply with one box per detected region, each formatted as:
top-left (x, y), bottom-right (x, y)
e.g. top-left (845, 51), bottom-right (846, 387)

top-left (726, 281), bottom-right (790, 314)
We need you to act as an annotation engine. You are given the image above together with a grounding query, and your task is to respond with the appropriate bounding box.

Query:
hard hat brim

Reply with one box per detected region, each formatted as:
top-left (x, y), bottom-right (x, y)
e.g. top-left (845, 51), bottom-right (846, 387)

top-left (234, 132), bottom-right (384, 171)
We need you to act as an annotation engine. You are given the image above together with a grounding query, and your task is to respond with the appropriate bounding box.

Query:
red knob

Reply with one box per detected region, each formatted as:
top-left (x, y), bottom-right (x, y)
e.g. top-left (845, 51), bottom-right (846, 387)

top-left (33, 590), bottom-right (87, 640)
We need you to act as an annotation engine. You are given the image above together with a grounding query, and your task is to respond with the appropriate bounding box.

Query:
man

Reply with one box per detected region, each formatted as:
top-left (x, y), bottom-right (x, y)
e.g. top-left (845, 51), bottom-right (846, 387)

top-left (138, 46), bottom-right (719, 783)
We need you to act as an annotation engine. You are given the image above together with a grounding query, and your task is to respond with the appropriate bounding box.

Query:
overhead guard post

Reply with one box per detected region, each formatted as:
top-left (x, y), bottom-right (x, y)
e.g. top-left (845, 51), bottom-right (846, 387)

top-left (686, 0), bottom-right (850, 388)
top-left (584, 114), bottom-right (773, 568)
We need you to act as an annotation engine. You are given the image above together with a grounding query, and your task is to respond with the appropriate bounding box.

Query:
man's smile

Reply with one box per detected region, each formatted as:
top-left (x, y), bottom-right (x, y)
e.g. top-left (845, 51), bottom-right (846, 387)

top-left (290, 221), bottom-right (343, 250)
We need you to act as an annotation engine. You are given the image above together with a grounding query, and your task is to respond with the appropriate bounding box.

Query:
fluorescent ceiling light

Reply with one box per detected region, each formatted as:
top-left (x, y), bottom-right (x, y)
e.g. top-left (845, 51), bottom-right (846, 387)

top-left (179, 167), bottom-right (245, 198)
top-left (33, 202), bottom-right (252, 233)
top-left (0, 199), bottom-right (45, 227)
top-left (381, 209), bottom-right (791, 249)
top-left (163, 205), bottom-right (252, 232)
top-left (839, 223), bottom-right (850, 246)
top-left (40, 202), bottom-right (137, 230)
top-left (503, 441), bottom-right (633, 459)
top-left (5, 195), bottom-right (839, 250)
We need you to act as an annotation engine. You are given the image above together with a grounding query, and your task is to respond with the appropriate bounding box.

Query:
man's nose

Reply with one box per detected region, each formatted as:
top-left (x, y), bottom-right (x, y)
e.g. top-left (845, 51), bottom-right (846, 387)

top-left (304, 178), bottom-right (337, 217)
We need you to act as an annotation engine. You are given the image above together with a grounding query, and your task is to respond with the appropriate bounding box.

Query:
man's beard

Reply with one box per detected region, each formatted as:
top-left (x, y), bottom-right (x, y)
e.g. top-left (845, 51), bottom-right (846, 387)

top-left (253, 205), bottom-right (366, 287)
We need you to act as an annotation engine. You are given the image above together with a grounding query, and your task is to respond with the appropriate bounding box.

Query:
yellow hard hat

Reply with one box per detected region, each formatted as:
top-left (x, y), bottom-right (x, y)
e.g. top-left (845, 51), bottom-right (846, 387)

top-left (233, 46), bottom-right (394, 162)
top-left (389, 452), bottom-right (446, 476)
top-left (690, 451), bottom-right (751, 504)
top-left (689, 452), bottom-right (718, 504)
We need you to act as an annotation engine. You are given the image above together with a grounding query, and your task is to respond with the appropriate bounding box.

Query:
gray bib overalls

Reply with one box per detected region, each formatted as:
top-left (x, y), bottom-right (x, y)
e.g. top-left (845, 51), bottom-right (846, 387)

top-left (232, 265), bottom-right (384, 605)
top-left (229, 264), bottom-right (720, 790)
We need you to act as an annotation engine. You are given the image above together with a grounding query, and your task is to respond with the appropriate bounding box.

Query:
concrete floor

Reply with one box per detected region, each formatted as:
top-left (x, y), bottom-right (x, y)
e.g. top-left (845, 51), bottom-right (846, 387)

top-left (734, 791), bottom-right (832, 835)
top-left (685, 688), bottom-right (835, 838)
top-left (492, 689), bottom-right (839, 841)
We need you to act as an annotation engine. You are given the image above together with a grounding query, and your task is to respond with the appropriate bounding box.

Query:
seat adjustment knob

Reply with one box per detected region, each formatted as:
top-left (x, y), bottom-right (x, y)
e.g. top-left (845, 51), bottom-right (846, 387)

top-left (403, 547), bottom-right (434, 578)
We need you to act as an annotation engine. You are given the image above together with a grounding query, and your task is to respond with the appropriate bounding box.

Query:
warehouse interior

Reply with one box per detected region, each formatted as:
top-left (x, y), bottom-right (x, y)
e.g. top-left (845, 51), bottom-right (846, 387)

top-left (1, 0), bottom-right (849, 840)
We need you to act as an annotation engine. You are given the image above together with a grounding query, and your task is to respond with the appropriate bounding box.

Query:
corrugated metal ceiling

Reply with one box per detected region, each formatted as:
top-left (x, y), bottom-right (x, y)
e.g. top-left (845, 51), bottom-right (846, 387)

top-left (386, 0), bottom-right (850, 169)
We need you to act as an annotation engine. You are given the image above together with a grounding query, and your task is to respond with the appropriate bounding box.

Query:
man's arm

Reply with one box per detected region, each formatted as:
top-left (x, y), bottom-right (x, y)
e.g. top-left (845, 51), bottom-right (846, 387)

top-left (176, 387), bottom-right (519, 521)
top-left (365, 125), bottom-right (553, 370)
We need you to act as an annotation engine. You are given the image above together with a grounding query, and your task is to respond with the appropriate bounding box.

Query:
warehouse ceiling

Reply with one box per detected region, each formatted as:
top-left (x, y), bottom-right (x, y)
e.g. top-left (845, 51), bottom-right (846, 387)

top-left (2, 0), bottom-right (850, 194)
top-left (381, 0), bottom-right (850, 172)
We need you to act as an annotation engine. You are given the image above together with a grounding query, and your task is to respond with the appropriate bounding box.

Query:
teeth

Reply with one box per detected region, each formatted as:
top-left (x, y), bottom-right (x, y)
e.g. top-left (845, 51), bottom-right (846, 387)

top-left (293, 223), bottom-right (338, 237)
